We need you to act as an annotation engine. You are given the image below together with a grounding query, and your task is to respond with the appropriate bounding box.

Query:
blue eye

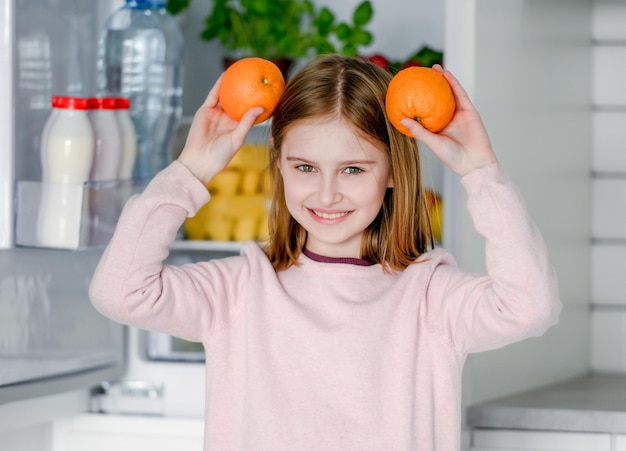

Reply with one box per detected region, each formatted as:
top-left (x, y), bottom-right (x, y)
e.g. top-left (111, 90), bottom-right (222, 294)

top-left (296, 164), bottom-right (316, 173)
top-left (343, 167), bottom-right (363, 174)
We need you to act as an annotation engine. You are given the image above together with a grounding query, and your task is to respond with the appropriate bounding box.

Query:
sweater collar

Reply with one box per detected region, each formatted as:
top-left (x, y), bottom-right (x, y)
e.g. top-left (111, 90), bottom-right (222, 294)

top-left (302, 248), bottom-right (374, 267)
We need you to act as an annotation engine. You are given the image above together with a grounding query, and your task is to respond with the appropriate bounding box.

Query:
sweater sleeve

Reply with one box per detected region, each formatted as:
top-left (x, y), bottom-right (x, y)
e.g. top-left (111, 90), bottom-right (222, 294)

top-left (424, 163), bottom-right (562, 354)
top-left (89, 161), bottom-right (248, 343)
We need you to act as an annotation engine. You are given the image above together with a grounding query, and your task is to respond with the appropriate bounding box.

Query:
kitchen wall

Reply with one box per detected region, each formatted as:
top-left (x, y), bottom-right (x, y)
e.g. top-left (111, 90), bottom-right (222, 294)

top-left (590, 0), bottom-right (626, 372)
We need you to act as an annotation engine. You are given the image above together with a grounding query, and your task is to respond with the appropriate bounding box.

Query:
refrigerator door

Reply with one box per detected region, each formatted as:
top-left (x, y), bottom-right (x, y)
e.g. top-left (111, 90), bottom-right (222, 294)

top-left (0, 0), bottom-right (14, 249)
top-left (0, 0), bottom-right (126, 403)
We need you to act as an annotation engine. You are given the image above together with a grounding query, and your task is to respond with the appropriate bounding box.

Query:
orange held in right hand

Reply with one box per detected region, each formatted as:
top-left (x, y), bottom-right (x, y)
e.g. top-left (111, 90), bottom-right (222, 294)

top-left (385, 66), bottom-right (456, 136)
top-left (218, 57), bottom-right (286, 124)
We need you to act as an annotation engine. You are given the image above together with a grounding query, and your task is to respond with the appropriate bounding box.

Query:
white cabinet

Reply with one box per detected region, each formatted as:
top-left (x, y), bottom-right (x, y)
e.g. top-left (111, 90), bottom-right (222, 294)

top-left (52, 414), bottom-right (204, 451)
top-left (615, 435), bottom-right (626, 451)
top-left (471, 429), bottom-right (611, 451)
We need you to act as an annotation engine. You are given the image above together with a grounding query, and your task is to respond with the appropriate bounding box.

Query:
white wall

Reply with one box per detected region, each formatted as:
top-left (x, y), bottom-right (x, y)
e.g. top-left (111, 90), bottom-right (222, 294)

top-left (589, 0), bottom-right (626, 372)
top-left (445, 0), bottom-right (592, 406)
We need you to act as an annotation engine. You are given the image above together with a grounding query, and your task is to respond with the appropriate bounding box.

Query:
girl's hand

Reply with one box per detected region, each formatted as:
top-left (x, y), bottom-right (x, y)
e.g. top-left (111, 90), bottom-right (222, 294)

top-left (400, 64), bottom-right (497, 177)
top-left (177, 74), bottom-right (265, 185)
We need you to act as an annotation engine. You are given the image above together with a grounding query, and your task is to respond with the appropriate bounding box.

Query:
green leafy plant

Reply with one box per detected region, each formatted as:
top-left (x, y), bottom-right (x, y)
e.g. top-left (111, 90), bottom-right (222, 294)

top-left (166, 0), bottom-right (374, 59)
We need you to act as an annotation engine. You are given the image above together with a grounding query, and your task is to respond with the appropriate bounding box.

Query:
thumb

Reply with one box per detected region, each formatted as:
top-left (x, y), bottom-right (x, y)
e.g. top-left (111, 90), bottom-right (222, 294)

top-left (401, 118), bottom-right (431, 142)
top-left (401, 118), bottom-right (448, 163)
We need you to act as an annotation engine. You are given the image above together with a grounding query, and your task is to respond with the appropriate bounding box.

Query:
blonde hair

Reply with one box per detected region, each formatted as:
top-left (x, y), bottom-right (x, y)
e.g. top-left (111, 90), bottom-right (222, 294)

top-left (265, 54), bottom-right (434, 272)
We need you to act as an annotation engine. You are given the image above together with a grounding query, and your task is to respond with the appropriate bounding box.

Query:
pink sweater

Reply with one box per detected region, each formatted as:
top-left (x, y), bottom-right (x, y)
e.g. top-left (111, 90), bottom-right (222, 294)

top-left (90, 161), bottom-right (561, 450)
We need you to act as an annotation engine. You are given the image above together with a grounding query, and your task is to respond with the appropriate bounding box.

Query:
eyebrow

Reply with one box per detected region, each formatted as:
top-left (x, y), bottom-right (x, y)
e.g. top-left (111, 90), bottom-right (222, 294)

top-left (285, 156), bottom-right (377, 165)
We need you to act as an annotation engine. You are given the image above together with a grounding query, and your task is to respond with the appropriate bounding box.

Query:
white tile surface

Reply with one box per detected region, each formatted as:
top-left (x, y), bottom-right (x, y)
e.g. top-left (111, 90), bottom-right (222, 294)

top-left (592, 46), bottom-right (626, 106)
top-left (592, 1), bottom-right (626, 42)
top-left (592, 243), bottom-right (626, 305)
top-left (593, 111), bottom-right (626, 172)
top-left (591, 178), bottom-right (626, 239)
top-left (591, 309), bottom-right (626, 372)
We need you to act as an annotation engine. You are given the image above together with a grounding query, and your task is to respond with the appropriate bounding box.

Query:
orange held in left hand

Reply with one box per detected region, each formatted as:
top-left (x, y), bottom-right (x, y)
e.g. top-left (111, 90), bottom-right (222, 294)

top-left (385, 66), bottom-right (456, 136)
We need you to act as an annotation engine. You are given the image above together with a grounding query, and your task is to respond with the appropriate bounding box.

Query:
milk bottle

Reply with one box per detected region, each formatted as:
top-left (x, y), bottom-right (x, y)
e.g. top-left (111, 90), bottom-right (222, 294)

top-left (37, 96), bottom-right (95, 248)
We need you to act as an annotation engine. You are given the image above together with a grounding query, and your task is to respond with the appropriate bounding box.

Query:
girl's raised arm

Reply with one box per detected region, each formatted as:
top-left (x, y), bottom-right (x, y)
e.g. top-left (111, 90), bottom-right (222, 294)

top-left (400, 65), bottom-right (497, 177)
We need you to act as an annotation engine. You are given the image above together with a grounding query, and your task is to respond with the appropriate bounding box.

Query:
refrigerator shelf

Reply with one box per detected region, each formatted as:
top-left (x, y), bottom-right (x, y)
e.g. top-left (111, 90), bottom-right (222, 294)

top-left (15, 179), bottom-right (148, 250)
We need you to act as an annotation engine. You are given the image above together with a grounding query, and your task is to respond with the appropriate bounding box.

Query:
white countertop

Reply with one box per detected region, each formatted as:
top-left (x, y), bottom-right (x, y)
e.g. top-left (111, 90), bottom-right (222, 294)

top-left (467, 373), bottom-right (626, 433)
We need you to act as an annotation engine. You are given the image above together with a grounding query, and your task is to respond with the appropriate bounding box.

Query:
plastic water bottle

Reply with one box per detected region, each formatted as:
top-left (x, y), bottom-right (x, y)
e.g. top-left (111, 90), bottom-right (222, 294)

top-left (97, 0), bottom-right (184, 180)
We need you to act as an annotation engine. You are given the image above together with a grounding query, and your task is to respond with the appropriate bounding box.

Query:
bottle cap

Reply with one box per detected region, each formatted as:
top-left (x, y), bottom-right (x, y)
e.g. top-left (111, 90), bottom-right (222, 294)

top-left (88, 97), bottom-right (118, 110)
top-left (52, 96), bottom-right (89, 110)
top-left (111, 97), bottom-right (131, 109)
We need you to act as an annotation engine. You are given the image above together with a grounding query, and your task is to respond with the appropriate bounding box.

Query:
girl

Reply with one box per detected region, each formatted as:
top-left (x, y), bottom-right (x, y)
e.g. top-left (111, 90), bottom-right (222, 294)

top-left (90, 55), bottom-right (561, 450)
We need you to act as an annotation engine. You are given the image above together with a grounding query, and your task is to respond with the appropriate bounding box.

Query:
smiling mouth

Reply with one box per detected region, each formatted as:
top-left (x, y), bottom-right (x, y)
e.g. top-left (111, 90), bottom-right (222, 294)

top-left (311, 209), bottom-right (351, 219)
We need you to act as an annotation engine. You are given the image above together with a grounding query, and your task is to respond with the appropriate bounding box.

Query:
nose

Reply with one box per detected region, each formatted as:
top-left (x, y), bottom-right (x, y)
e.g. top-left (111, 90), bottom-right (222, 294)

top-left (317, 173), bottom-right (342, 205)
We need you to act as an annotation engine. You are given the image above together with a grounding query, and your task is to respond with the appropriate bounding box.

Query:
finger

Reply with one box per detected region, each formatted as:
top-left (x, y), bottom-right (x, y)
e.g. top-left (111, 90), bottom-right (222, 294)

top-left (441, 69), bottom-right (475, 111)
top-left (231, 106), bottom-right (265, 147)
top-left (400, 118), bottom-right (448, 159)
top-left (202, 73), bottom-right (224, 108)
top-left (431, 63), bottom-right (444, 73)
top-left (401, 118), bottom-right (431, 142)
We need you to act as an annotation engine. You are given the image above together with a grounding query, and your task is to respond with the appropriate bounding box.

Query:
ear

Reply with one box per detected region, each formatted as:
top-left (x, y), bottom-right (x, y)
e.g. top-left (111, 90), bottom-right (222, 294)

top-left (387, 175), bottom-right (394, 188)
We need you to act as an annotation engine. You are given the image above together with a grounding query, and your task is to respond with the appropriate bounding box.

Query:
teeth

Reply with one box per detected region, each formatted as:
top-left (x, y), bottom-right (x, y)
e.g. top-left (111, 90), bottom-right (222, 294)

top-left (313, 210), bottom-right (348, 219)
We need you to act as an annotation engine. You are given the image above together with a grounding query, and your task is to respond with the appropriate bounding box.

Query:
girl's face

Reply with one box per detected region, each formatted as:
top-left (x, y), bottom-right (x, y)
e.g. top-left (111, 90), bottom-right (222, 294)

top-left (278, 118), bottom-right (393, 259)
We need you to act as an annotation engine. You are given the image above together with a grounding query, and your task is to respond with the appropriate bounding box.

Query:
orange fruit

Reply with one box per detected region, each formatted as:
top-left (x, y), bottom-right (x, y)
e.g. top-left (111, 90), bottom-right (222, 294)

top-left (218, 57), bottom-right (285, 124)
top-left (385, 66), bottom-right (456, 136)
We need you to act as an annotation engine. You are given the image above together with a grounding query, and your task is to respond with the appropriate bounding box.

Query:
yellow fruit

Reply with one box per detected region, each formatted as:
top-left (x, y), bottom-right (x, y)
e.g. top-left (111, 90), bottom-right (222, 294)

top-left (430, 198), bottom-right (443, 243)
top-left (240, 170), bottom-right (261, 195)
top-left (424, 189), bottom-right (444, 243)
top-left (208, 169), bottom-right (241, 196)
top-left (185, 142), bottom-right (273, 243)
top-left (184, 203), bottom-right (210, 240)
top-left (204, 217), bottom-right (233, 241)
top-left (229, 144), bottom-right (271, 170)
top-left (232, 217), bottom-right (260, 242)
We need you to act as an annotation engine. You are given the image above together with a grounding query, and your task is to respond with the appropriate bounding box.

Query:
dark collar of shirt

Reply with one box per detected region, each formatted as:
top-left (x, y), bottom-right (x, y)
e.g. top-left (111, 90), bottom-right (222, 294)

top-left (302, 248), bottom-right (374, 267)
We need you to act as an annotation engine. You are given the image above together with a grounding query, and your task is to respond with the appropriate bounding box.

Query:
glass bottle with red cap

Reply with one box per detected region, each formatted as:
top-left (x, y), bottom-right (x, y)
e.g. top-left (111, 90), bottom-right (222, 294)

top-left (113, 97), bottom-right (137, 180)
top-left (38, 96), bottom-right (95, 248)
top-left (41, 96), bottom-right (94, 184)
top-left (88, 96), bottom-right (122, 182)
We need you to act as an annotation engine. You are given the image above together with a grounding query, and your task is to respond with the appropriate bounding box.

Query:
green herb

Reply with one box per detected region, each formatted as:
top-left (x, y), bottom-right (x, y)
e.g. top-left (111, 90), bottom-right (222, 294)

top-left (167, 0), bottom-right (374, 60)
